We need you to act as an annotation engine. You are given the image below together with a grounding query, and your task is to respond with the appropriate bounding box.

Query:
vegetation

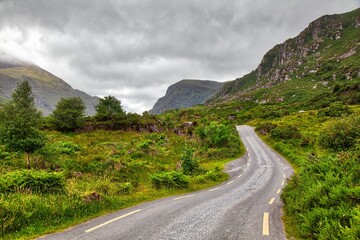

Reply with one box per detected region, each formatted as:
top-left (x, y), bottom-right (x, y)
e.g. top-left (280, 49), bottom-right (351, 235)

top-left (0, 81), bottom-right (45, 169)
top-left (0, 103), bottom-right (242, 239)
top-left (251, 106), bottom-right (360, 239)
top-left (50, 97), bottom-right (86, 132)
top-left (95, 95), bottom-right (125, 121)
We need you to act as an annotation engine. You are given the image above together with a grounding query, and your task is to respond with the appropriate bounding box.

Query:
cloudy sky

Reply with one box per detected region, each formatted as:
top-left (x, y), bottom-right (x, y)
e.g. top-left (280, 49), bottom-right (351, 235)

top-left (0, 0), bottom-right (359, 113)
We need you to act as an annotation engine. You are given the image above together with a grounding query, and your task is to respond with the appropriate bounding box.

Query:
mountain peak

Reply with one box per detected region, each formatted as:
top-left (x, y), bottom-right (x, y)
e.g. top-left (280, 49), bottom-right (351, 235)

top-left (150, 79), bottom-right (225, 114)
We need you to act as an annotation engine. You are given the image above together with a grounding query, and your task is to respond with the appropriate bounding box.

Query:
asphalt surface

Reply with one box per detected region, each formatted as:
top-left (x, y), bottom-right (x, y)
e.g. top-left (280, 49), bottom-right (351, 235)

top-left (39, 125), bottom-right (294, 240)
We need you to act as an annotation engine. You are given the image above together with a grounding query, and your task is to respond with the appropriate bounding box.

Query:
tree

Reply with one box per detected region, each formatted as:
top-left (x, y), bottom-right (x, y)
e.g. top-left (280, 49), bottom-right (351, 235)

top-left (51, 97), bottom-right (86, 132)
top-left (0, 81), bottom-right (45, 169)
top-left (95, 95), bottom-right (125, 121)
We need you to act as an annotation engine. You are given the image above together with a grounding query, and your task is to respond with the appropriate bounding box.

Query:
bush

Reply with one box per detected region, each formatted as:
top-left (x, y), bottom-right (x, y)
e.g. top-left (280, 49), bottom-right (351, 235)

top-left (256, 122), bottom-right (277, 135)
top-left (318, 115), bottom-right (360, 150)
top-left (0, 170), bottom-right (65, 193)
top-left (196, 122), bottom-right (236, 148)
top-left (318, 102), bottom-right (353, 117)
top-left (181, 148), bottom-right (200, 175)
top-left (270, 125), bottom-right (301, 139)
top-left (151, 171), bottom-right (189, 189)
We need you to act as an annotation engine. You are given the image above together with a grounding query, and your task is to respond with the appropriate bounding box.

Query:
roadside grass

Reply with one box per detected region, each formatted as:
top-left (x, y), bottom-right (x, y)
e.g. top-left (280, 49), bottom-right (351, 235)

top-left (0, 127), bottom-right (242, 239)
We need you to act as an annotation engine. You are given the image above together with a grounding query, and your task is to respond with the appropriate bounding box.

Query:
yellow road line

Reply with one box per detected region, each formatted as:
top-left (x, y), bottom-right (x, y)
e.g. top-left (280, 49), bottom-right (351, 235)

top-left (263, 212), bottom-right (270, 236)
top-left (85, 209), bottom-right (142, 233)
top-left (281, 181), bottom-right (284, 186)
top-left (173, 194), bottom-right (195, 201)
top-left (237, 174), bottom-right (242, 178)
top-left (283, 174), bottom-right (286, 178)
top-left (269, 198), bottom-right (275, 205)
top-left (276, 189), bottom-right (281, 194)
top-left (209, 187), bottom-right (220, 192)
top-left (227, 180), bottom-right (234, 185)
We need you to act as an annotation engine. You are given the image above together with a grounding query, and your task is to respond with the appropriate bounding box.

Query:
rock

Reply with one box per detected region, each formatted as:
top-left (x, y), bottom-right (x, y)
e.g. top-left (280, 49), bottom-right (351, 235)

top-left (83, 192), bottom-right (101, 203)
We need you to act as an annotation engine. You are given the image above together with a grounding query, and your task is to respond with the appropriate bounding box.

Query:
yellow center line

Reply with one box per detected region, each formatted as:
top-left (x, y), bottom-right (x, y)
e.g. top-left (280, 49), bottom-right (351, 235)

top-left (263, 212), bottom-right (270, 236)
top-left (269, 198), bottom-right (275, 205)
top-left (281, 181), bottom-right (284, 186)
top-left (85, 209), bottom-right (142, 233)
top-left (227, 180), bottom-right (234, 185)
top-left (173, 194), bottom-right (195, 201)
top-left (209, 187), bottom-right (220, 192)
top-left (276, 189), bottom-right (281, 194)
top-left (283, 174), bottom-right (286, 178)
top-left (237, 174), bottom-right (242, 178)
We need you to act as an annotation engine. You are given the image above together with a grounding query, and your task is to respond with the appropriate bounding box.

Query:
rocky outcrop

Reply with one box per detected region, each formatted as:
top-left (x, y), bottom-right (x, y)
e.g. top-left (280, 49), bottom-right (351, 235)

top-left (211, 8), bottom-right (360, 102)
top-left (150, 79), bottom-right (225, 114)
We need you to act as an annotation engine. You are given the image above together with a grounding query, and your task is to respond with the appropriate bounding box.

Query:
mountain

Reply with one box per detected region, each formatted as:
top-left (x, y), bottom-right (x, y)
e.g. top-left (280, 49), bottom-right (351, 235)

top-left (150, 79), bottom-right (225, 114)
top-left (210, 8), bottom-right (360, 104)
top-left (0, 60), bottom-right (99, 116)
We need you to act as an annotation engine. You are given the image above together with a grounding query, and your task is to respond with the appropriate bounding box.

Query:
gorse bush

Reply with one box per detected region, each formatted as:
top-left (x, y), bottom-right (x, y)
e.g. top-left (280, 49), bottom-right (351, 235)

top-left (151, 171), bottom-right (189, 189)
top-left (0, 170), bottom-right (65, 193)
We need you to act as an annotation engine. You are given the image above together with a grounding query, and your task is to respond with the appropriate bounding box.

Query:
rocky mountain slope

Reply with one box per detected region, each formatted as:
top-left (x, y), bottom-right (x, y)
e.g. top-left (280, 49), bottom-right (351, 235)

top-left (210, 8), bottom-right (360, 104)
top-left (0, 60), bottom-right (99, 115)
top-left (150, 79), bottom-right (224, 114)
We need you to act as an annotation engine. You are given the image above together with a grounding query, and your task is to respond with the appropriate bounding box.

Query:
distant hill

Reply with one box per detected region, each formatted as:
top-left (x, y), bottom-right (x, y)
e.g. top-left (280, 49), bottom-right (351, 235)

top-left (0, 60), bottom-right (99, 115)
top-left (209, 8), bottom-right (360, 104)
top-left (150, 80), bottom-right (225, 114)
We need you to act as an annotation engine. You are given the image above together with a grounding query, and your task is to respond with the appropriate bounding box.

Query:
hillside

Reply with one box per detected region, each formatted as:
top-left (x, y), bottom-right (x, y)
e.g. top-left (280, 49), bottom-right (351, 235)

top-left (0, 60), bottom-right (99, 115)
top-left (211, 8), bottom-right (360, 104)
top-left (150, 79), bottom-right (225, 114)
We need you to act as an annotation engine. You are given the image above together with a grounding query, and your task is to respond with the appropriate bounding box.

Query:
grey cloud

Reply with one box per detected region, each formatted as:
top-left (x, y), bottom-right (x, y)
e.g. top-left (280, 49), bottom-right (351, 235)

top-left (0, 0), bottom-right (359, 113)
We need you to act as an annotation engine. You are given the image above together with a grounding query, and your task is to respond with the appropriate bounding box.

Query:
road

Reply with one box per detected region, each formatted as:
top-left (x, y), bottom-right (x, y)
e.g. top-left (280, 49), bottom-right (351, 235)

top-left (39, 125), bottom-right (293, 240)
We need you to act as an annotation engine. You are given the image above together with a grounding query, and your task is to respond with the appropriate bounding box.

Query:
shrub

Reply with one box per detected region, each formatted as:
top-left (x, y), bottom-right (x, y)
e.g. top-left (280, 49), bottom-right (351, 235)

top-left (317, 102), bottom-right (353, 117)
top-left (270, 125), bottom-right (301, 139)
top-left (0, 170), bottom-right (65, 193)
top-left (318, 115), bottom-right (360, 150)
top-left (181, 148), bottom-right (200, 175)
top-left (196, 122), bottom-right (236, 148)
top-left (151, 171), bottom-right (189, 189)
top-left (255, 122), bottom-right (277, 135)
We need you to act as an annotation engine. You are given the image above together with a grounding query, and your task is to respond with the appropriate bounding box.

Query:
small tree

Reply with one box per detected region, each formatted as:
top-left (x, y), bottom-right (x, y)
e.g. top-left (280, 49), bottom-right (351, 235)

top-left (0, 81), bottom-right (45, 169)
top-left (51, 97), bottom-right (86, 132)
top-left (95, 95), bottom-right (125, 121)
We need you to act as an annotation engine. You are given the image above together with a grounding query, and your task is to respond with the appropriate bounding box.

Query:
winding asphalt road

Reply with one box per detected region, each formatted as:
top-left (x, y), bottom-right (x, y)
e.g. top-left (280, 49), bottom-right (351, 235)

top-left (39, 125), bottom-right (293, 240)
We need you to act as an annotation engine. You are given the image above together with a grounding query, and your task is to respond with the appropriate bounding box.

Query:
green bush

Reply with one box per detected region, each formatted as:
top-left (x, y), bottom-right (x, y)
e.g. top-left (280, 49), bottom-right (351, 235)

top-left (196, 122), bottom-right (237, 148)
top-left (181, 148), bottom-right (200, 175)
top-left (318, 115), bottom-right (360, 150)
top-left (0, 170), bottom-right (65, 193)
top-left (317, 102), bottom-right (353, 117)
top-left (151, 171), bottom-right (189, 189)
top-left (270, 125), bottom-right (301, 139)
top-left (255, 122), bottom-right (277, 135)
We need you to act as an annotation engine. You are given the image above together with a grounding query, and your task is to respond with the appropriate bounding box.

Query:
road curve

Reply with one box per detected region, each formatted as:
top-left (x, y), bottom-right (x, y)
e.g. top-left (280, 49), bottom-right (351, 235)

top-left (39, 125), bottom-right (293, 240)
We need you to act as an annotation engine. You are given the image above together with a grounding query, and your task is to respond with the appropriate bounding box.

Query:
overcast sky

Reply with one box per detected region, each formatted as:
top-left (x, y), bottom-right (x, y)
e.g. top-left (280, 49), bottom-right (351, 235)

top-left (0, 0), bottom-right (359, 113)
